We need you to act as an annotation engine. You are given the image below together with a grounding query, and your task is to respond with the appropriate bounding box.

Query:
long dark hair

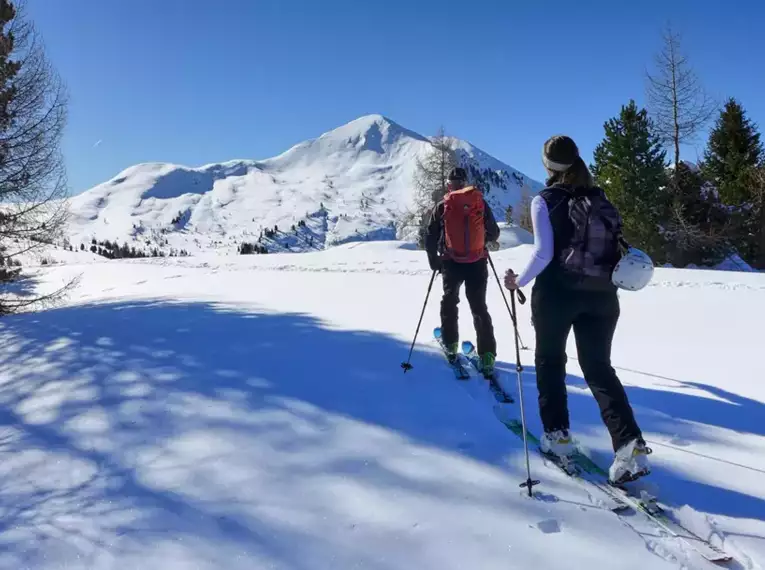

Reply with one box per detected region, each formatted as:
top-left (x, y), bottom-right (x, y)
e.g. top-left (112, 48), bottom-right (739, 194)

top-left (542, 135), bottom-right (595, 189)
top-left (546, 156), bottom-right (594, 188)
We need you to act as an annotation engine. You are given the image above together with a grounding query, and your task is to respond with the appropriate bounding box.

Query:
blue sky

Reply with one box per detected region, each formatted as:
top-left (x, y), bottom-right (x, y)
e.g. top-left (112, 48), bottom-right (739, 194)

top-left (27, 0), bottom-right (765, 195)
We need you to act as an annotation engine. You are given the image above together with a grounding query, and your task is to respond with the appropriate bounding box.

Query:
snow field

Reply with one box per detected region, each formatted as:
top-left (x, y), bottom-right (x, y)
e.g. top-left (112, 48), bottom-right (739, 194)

top-left (0, 242), bottom-right (762, 569)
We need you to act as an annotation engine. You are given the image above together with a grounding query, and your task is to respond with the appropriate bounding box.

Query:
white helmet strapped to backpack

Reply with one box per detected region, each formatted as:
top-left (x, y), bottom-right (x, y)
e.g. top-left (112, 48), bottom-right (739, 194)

top-left (611, 247), bottom-right (654, 291)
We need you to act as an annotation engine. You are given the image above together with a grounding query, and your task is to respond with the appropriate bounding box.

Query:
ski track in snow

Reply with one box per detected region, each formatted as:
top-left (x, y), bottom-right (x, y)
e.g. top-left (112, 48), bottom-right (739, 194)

top-left (0, 241), bottom-right (763, 569)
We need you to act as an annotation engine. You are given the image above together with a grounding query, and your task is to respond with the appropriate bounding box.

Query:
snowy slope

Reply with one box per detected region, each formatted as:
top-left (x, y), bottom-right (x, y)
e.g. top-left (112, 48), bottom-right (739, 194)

top-left (65, 115), bottom-right (543, 256)
top-left (494, 222), bottom-right (533, 249)
top-left (0, 243), bottom-right (763, 569)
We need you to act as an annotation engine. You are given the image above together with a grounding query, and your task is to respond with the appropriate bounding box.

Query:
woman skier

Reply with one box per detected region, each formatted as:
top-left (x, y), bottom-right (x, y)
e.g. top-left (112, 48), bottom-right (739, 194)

top-left (503, 134), bottom-right (653, 485)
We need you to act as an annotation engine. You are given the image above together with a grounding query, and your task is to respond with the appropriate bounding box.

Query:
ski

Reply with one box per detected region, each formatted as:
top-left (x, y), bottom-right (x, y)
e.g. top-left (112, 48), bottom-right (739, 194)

top-left (613, 485), bottom-right (731, 562)
top-left (592, 465), bottom-right (732, 562)
top-left (564, 448), bottom-right (731, 562)
top-left (496, 411), bottom-right (731, 563)
top-left (433, 331), bottom-right (732, 563)
top-left (433, 327), bottom-right (470, 380)
top-left (493, 410), bottom-right (629, 513)
top-left (461, 341), bottom-right (514, 403)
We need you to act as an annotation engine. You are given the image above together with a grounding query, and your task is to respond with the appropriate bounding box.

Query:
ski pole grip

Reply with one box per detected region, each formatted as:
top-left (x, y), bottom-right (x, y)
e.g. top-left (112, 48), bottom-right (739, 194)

top-left (517, 289), bottom-right (526, 305)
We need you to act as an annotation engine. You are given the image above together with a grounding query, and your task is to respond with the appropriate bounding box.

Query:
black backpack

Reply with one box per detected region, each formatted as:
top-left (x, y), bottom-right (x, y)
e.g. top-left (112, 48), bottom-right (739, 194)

top-left (552, 187), bottom-right (626, 283)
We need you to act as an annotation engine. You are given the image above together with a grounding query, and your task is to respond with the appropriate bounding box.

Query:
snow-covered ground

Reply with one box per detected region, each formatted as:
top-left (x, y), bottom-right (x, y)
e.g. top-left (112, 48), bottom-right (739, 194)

top-left (0, 242), bottom-right (763, 569)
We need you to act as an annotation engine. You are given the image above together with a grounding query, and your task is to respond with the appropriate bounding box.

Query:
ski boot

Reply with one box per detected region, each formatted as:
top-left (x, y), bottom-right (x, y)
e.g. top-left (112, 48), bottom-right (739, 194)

top-left (445, 342), bottom-right (460, 364)
top-left (540, 429), bottom-right (577, 473)
top-left (608, 438), bottom-right (652, 485)
top-left (480, 352), bottom-right (496, 379)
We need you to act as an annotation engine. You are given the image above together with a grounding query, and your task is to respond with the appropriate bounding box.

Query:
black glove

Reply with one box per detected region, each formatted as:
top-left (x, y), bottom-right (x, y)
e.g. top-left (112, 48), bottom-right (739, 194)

top-left (429, 255), bottom-right (443, 273)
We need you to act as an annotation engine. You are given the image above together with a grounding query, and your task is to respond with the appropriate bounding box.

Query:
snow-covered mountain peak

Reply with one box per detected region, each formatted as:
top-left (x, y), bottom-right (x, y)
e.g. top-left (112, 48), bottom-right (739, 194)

top-left (65, 115), bottom-right (543, 258)
top-left (261, 114), bottom-right (427, 171)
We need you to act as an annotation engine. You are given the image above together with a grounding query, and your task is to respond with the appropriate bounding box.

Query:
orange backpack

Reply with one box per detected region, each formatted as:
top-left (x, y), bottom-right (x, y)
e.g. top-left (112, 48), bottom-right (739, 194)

top-left (442, 186), bottom-right (486, 263)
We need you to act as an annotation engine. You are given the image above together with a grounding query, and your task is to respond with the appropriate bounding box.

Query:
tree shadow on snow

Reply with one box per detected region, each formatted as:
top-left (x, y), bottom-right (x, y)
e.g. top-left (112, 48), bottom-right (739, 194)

top-left (493, 360), bottom-right (765, 524)
top-left (0, 299), bottom-right (543, 569)
top-left (0, 274), bottom-right (40, 297)
top-left (0, 299), bottom-right (762, 567)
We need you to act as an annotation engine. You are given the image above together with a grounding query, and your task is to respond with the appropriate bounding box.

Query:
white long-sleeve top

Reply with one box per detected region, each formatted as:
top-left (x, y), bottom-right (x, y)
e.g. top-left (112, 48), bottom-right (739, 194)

top-left (516, 195), bottom-right (555, 288)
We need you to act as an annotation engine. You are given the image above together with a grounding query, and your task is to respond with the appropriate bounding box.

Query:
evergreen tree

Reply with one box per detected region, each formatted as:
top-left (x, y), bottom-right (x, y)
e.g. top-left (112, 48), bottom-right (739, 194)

top-left (663, 163), bottom-right (733, 267)
top-left (504, 204), bottom-right (514, 225)
top-left (591, 100), bottom-right (668, 260)
top-left (701, 97), bottom-right (764, 206)
top-left (746, 166), bottom-right (765, 268)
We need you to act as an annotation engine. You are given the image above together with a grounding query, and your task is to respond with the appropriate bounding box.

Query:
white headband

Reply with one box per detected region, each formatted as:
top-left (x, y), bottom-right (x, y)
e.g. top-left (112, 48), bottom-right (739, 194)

top-left (542, 154), bottom-right (573, 172)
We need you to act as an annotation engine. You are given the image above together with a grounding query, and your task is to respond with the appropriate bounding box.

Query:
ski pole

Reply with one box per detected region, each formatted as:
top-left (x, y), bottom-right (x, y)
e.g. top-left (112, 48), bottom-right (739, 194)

top-left (401, 269), bottom-right (437, 372)
top-left (511, 288), bottom-right (540, 497)
top-left (486, 253), bottom-right (528, 350)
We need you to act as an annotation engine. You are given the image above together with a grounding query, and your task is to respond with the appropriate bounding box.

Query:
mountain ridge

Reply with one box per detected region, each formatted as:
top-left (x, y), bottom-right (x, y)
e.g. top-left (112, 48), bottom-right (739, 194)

top-left (66, 114), bottom-right (544, 257)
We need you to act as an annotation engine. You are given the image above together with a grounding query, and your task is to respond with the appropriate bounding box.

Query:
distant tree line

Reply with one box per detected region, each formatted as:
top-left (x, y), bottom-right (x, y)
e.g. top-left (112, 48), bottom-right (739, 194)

top-left (85, 238), bottom-right (189, 259)
top-left (239, 242), bottom-right (268, 255)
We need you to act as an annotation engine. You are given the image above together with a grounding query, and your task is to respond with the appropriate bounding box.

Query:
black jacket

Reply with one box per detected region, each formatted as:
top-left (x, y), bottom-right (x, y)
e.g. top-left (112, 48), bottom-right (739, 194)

top-left (424, 193), bottom-right (500, 268)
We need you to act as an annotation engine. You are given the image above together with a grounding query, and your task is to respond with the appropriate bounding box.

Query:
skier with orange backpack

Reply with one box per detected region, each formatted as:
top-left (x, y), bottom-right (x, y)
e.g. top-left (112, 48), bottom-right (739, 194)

top-left (425, 167), bottom-right (500, 378)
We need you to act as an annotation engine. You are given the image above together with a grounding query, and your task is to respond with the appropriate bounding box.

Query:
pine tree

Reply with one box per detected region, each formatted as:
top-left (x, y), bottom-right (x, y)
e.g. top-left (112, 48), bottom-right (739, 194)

top-left (701, 97), bottom-right (764, 206)
top-left (663, 163), bottom-right (733, 267)
top-left (591, 100), bottom-right (668, 260)
top-left (504, 204), bottom-right (514, 225)
top-left (745, 166), bottom-right (765, 268)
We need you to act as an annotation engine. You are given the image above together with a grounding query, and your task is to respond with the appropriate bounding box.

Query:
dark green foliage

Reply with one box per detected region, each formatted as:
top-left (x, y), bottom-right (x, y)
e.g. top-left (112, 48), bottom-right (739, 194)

top-left (662, 163), bottom-right (733, 267)
top-left (84, 238), bottom-right (190, 260)
top-left (737, 166), bottom-right (765, 268)
top-left (698, 98), bottom-right (765, 267)
top-left (239, 242), bottom-right (267, 255)
top-left (504, 204), bottom-right (514, 225)
top-left (701, 98), bottom-right (764, 206)
top-left (592, 100), bottom-right (669, 260)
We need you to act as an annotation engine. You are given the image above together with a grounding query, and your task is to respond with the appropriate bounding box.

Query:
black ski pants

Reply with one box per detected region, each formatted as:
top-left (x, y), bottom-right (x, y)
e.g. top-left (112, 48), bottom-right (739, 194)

top-left (440, 258), bottom-right (496, 356)
top-left (531, 284), bottom-right (642, 452)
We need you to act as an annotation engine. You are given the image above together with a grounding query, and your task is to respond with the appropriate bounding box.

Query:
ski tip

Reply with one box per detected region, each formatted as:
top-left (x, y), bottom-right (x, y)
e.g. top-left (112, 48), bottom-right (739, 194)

top-left (433, 327), bottom-right (442, 338)
top-left (461, 340), bottom-right (475, 354)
